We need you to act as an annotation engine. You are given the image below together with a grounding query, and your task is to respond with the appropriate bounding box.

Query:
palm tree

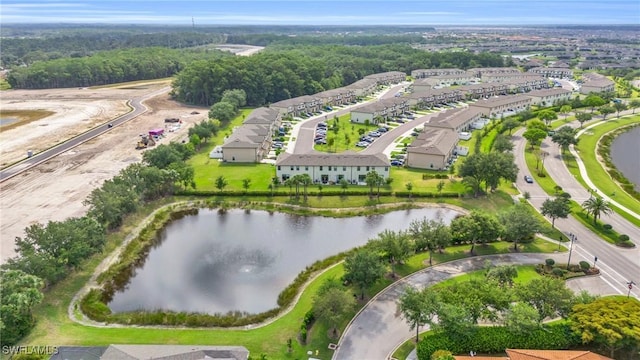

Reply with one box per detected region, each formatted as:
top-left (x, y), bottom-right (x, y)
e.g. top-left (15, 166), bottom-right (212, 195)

top-left (299, 174), bottom-right (312, 201)
top-left (581, 197), bottom-right (613, 225)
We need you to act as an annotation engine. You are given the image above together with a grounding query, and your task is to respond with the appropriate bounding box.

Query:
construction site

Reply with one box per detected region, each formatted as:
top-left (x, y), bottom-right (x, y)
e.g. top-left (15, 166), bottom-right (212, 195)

top-left (0, 82), bottom-right (208, 263)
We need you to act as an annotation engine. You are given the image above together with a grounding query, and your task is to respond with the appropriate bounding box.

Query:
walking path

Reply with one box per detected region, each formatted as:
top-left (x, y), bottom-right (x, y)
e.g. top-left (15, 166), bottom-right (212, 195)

top-left (569, 119), bottom-right (640, 220)
top-left (332, 253), bottom-right (570, 360)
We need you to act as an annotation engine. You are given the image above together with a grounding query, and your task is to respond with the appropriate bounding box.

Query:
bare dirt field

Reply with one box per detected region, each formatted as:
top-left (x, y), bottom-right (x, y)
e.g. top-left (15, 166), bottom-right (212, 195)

top-left (0, 83), bottom-right (209, 263)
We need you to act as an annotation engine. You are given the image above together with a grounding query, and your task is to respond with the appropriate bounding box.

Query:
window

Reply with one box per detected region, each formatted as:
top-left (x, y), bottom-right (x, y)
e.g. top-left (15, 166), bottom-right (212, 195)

top-left (305, 166), bottom-right (309, 171)
top-left (343, 167), bottom-right (346, 171)
top-left (277, 166), bottom-right (281, 170)
top-left (296, 166), bottom-right (300, 171)
top-left (357, 166), bottom-right (361, 171)
top-left (320, 166), bottom-right (323, 171)
top-left (366, 166), bottom-right (370, 171)
top-left (328, 166), bottom-right (332, 171)
top-left (385, 167), bottom-right (389, 171)
top-left (290, 166), bottom-right (294, 171)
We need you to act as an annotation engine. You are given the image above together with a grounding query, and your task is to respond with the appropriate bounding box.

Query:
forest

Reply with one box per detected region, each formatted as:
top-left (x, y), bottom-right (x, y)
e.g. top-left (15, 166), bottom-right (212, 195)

top-left (171, 44), bottom-right (511, 106)
top-left (5, 47), bottom-right (232, 89)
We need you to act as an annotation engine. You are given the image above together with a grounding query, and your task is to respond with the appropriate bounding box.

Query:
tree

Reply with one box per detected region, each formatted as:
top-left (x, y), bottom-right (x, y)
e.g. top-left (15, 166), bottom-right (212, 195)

top-left (409, 218), bottom-right (451, 264)
top-left (613, 102), bottom-right (627, 118)
top-left (431, 351), bottom-right (455, 360)
top-left (540, 197), bottom-right (571, 228)
top-left (559, 104), bottom-right (572, 121)
top-left (215, 175), bottom-right (228, 192)
top-left (522, 128), bottom-right (547, 149)
top-left (405, 182), bottom-right (413, 199)
top-left (242, 178), bottom-right (251, 193)
top-left (299, 173), bottom-right (312, 200)
top-left (515, 276), bottom-right (574, 321)
top-left (220, 89), bottom-right (247, 109)
top-left (209, 101), bottom-right (236, 123)
top-left (365, 170), bottom-right (383, 198)
top-left (583, 94), bottom-right (606, 113)
top-left (499, 204), bottom-right (540, 251)
top-left (343, 249), bottom-right (386, 299)
top-left (575, 111), bottom-right (592, 128)
top-left (398, 286), bottom-right (439, 343)
top-left (312, 279), bottom-right (356, 338)
top-left (504, 302), bottom-right (541, 334)
top-left (551, 125), bottom-right (578, 154)
top-left (0, 269), bottom-right (44, 346)
top-left (628, 99), bottom-right (640, 114)
top-left (485, 265), bottom-right (518, 288)
top-left (370, 229), bottom-right (411, 276)
top-left (450, 212), bottom-right (501, 255)
top-left (142, 144), bottom-right (183, 169)
top-left (433, 303), bottom-right (476, 340)
top-left (501, 118), bottom-right (520, 135)
top-left (458, 152), bottom-right (518, 197)
top-left (537, 109), bottom-right (558, 126)
top-left (492, 134), bottom-right (514, 153)
top-left (581, 196), bottom-right (613, 225)
top-left (598, 105), bottom-right (615, 120)
top-left (570, 297), bottom-right (640, 358)
top-left (339, 178), bottom-right (349, 195)
top-left (436, 180), bottom-right (445, 196)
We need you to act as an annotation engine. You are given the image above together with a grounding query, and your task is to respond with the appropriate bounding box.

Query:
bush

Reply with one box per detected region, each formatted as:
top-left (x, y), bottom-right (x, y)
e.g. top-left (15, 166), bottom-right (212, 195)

top-left (552, 267), bottom-right (565, 277)
top-left (545, 258), bottom-right (555, 267)
top-left (299, 327), bottom-right (308, 344)
top-left (579, 261), bottom-right (591, 271)
top-left (618, 240), bottom-right (636, 248)
top-left (618, 234), bottom-right (630, 242)
top-left (417, 323), bottom-right (579, 360)
top-left (603, 224), bottom-right (613, 231)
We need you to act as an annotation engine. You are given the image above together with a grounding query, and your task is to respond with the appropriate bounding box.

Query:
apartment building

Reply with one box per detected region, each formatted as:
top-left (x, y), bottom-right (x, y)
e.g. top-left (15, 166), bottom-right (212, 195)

top-left (525, 88), bottom-right (572, 106)
top-left (221, 107), bottom-right (282, 162)
top-left (275, 152), bottom-right (390, 184)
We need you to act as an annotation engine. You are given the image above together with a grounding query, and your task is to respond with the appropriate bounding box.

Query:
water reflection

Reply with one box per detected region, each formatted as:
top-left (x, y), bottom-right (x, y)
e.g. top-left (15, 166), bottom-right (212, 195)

top-left (610, 127), bottom-right (640, 191)
top-left (108, 207), bottom-right (459, 315)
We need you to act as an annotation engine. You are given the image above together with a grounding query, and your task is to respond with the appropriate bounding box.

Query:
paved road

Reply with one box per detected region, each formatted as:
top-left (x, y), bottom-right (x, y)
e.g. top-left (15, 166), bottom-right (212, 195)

top-left (290, 83), bottom-right (409, 154)
top-left (0, 86), bottom-right (171, 182)
top-left (332, 253), bottom-right (566, 360)
top-left (512, 125), bottom-right (640, 297)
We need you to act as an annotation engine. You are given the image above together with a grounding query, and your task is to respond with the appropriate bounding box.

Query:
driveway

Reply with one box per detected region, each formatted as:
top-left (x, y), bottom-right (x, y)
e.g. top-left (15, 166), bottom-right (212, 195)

top-left (332, 253), bottom-right (566, 360)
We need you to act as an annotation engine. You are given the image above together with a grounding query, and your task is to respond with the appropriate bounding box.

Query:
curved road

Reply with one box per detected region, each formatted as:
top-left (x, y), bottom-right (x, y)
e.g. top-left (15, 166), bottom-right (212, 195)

top-left (512, 124), bottom-right (639, 296)
top-left (332, 253), bottom-right (566, 360)
top-left (0, 86), bottom-right (171, 182)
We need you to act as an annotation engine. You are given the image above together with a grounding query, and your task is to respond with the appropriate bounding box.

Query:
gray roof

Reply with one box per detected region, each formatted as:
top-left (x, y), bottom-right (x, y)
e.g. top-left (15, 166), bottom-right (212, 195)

top-left (351, 97), bottom-right (407, 114)
top-left (470, 94), bottom-right (531, 108)
top-left (525, 88), bottom-right (572, 98)
top-left (50, 346), bottom-right (107, 360)
top-left (423, 107), bottom-right (482, 130)
top-left (276, 151), bottom-right (390, 166)
top-left (408, 127), bottom-right (458, 156)
top-left (407, 88), bottom-right (462, 99)
top-left (243, 107), bottom-right (279, 124)
top-left (101, 345), bottom-right (249, 360)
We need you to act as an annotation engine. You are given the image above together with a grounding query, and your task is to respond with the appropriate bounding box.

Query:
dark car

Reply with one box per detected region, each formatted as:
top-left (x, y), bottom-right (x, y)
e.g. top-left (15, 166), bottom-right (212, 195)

top-left (524, 175), bottom-right (534, 183)
top-left (315, 139), bottom-right (327, 145)
top-left (390, 159), bottom-right (405, 166)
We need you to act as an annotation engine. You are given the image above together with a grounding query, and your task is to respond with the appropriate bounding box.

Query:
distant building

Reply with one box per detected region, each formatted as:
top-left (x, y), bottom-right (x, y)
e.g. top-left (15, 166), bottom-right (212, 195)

top-left (525, 88), bottom-right (572, 106)
top-left (528, 67), bottom-right (574, 79)
top-left (350, 97), bottom-right (409, 124)
top-left (406, 127), bottom-right (458, 170)
top-left (411, 68), bottom-right (466, 79)
top-left (221, 107), bottom-right (281, 163)
top-left (469, 95), bottom-right (532, 118)
top-left (275, 152), bottom-right (390, 184)
top-left (580, 73), bottom-right (615, 94)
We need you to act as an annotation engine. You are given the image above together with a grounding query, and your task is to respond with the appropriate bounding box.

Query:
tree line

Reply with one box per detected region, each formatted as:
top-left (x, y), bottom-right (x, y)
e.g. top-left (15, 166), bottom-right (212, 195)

top-left (6, 47), bottom-right (232, 89)
top-left (225, 33), bottom-right (428, 47)
top-left (172, 44), bottom-right (511, 106)
top-left (0, 142), bottom-right (196, 346)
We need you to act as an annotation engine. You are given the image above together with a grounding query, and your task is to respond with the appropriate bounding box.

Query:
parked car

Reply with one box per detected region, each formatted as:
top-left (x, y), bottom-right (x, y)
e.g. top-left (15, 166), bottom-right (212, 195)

top-left (390, 159), bottom-right (404, 166)
top-left (315, 139), bottom-right (327, 145)
top-left (368, 131), bottom-right (381, 137)
top-left (524, 175), bottom-right (534, 183)
top-left (377, 127), bottom-right (388, 133)
top-left (317, 122), bottom-right (327, 128)
top-left (356, 141), bottom-right (369, 148)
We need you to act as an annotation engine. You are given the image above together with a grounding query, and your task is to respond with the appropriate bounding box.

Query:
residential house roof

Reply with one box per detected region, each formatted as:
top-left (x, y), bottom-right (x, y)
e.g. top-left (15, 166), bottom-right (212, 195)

top-left (276, 151), bottom-right (390, 166)
top-left (525, 88), bottom-right (572, 98)
top-left (407, 127), bottom-right (458, 156)
top-left (100, 345), bottom-right (249, 360)
top-left (505, 349), bottom-right (612, 360)
top-left (470, 94), bottom-right (530, 108)
top-left (425, 107), bottom-right (482, 130)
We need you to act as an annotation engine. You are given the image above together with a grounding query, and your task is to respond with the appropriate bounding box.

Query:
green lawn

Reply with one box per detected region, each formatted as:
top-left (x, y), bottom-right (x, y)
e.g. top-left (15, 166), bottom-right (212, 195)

top-left (313, 114), bottom-right (382, 153)
top-left (571, 116), bottom-right (640, 225)
top-left (524, 145), bottom-right (624, 244)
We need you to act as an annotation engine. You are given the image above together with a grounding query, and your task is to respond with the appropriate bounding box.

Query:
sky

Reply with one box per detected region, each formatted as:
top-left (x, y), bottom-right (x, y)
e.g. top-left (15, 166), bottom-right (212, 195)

top-left (1, 0), bottom-right (639, 26)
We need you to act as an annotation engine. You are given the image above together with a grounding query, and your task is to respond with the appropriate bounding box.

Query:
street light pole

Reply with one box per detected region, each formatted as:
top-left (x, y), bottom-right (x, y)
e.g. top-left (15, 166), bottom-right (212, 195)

top-left (593, 256), bottom-right (598, 268)
top-left (567, 233), bottom-right (577, 269)
top-left (628, 281), bottom-right (636, 298)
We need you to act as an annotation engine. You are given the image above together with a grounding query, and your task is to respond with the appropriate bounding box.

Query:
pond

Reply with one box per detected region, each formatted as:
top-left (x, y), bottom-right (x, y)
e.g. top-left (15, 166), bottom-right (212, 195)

top-left (108, 207), bottom-right (460, 315)
top-left (610, 126), bottom-right (640, 191)
top-left (0, 117), bottom-right (19, 126)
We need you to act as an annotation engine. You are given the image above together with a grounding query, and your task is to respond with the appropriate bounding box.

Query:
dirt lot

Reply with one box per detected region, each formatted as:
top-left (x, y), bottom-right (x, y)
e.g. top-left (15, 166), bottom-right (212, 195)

top-left (0, 83), bottom-right (209, 263)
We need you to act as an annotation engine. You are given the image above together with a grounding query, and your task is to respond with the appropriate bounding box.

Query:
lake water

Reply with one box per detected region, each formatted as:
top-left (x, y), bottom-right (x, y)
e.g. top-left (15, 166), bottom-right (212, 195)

top-left (610, 126), bottom-right (640, 191)
top-left (0, 117), bottom-right (18, 126)
top-left (108, 207), bottom-right (459, 315)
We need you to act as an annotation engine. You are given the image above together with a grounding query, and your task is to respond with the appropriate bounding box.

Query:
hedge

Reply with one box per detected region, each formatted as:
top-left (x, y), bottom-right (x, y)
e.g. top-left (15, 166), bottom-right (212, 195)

top-left (417, 323), bottom-right (580, 360)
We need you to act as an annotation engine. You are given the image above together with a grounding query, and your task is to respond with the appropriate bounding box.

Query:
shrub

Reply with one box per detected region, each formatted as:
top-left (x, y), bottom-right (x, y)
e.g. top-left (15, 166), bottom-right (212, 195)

top-left (579, 261), bottom-right (591, 271)
top-left (618, 234), bottom-right (630, 242)
top-left (545, 258), bottom-right (555, 267)
top-left (618, 240), bottom-right (636, 248)
top-left (552, 267), bottom-right (565, 277)
top-left (299, 327), bottom-right (308, 344)
top-left (417, 323), bottom-right (579, 360)
top-left (603, 224), bottom-right (613, 231)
